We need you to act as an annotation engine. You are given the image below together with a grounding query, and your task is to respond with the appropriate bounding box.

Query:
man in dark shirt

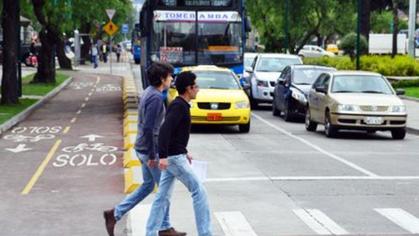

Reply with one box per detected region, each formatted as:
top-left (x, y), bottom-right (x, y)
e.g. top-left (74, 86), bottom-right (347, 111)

top-left (146, 71), bottom-right (212, 236)
top-left (103, 62), bottom-right (186, 236)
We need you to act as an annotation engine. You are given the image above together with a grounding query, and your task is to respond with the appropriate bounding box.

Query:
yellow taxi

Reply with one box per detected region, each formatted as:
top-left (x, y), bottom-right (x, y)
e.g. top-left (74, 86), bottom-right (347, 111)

top-left (326, 44), bottom-right (339, 55)
top-left (168, 65), bottom-right (251, 133)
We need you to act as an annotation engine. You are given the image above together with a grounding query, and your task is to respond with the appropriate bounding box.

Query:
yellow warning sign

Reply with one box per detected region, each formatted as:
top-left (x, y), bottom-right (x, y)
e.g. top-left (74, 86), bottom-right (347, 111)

top-left (103, 21), bottom-right (119, 36)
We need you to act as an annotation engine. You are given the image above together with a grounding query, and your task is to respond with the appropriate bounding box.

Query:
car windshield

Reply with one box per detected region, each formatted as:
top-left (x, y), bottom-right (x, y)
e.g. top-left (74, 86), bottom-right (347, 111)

top-left (331, 75), bottom-right (393, 94)
top-left (256, 57), bottom-right (301, 72)
top-left (194, 71), bottom-right (241, 89)
top-left (293, 68), bottom-right (334, 85)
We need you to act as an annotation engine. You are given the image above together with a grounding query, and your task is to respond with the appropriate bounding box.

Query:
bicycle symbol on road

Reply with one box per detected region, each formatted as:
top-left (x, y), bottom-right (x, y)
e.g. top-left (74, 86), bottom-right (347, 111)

top-left (69, 82), bottom-right (94, 90)
top-left (61, 143), bottom-right (118, 153)
top-left (96, 84), bottom-right (121, 93)
top-left (3, 134), bottom-right (55, 143)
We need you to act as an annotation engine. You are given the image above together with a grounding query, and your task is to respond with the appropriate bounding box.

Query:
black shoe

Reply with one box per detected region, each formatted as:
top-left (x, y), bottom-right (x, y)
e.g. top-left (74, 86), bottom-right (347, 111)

top-left (103, 209), bottom-right (116, 236)
top-left (159, 227), bottom-right (187, 236)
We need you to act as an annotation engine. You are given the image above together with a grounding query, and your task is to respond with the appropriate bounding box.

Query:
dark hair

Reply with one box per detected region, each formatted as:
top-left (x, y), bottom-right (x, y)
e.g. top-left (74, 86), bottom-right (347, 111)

top-left (147, 62), bottom-right (174, 86)
top-left (175, 71), bottom-right (196, 94)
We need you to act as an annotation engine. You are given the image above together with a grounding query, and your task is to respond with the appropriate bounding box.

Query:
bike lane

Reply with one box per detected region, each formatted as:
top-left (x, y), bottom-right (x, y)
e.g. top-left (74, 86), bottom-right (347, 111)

top-left (0, 73), bottom-right (125, 235)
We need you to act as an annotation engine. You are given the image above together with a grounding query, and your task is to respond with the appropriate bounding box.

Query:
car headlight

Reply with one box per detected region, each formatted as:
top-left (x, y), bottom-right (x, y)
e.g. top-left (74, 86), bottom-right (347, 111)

top-left (337, 104), bottom-right (360, 112)
top-left (235, 100), bottom-right (250, 109)
top-left (391, 105), bottom-right (406, 113)
top-left (290, 89), bottom-right (307, 103)
top-left (256, 79), bottom-right (269, 87)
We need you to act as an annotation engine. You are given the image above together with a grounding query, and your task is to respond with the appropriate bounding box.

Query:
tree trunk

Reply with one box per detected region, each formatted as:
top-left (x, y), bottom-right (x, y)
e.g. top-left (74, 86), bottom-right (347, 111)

top-left (32, 28), bottom-right (56, 83)
top-left (1, 0), bottom-right (19, 104)
top-left (392, 0), bottom-right (399, 58)
top-left (360, 0), bottom-right (371, 41)
top-left (81, 23), bottom-right (92, 64)
top-left (56, 38), bottom-right (72, 69)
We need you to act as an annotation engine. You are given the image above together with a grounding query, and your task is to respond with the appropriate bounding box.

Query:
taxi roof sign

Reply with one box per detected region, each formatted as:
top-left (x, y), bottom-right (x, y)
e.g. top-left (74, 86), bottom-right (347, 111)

top-left (103, 21), bottom-right (119, 36)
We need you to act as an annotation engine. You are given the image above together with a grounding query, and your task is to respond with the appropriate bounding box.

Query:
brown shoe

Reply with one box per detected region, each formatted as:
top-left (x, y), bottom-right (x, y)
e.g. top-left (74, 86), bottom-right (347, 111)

top-left (103, 209), bottom-right (116, 236)
top-left (159, 227), bottom-right (187, 236)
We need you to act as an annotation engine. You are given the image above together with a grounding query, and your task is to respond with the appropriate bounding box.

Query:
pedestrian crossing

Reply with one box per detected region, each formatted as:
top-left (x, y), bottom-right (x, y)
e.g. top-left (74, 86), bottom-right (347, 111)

top-left (127, 205), bottom-right (419, 236)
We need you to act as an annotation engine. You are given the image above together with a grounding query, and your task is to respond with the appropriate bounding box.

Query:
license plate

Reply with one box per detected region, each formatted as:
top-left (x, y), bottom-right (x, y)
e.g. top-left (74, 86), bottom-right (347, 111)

top-left (207, 113), bottom-right (222, 121)
top-left (364, 117), bottom-right (383, 125)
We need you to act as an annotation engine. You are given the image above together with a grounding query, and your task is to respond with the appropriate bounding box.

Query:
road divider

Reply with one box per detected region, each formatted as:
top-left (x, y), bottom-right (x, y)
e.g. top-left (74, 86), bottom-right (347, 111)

top-left (122, 74), bottom-right (142, 194)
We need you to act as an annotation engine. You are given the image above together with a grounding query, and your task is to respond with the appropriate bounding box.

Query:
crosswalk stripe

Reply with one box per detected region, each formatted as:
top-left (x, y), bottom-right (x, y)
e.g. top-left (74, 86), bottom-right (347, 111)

top-left (294, 209), bottom-right (349, 235)
top-left (214, 211), bottom-right (258, 236)
top-left (293, 209), bottom-right (331, 235)
top-left (127, 204), bottom-right (151, 236)
top-left (375, 208), bottom-right (419, 233)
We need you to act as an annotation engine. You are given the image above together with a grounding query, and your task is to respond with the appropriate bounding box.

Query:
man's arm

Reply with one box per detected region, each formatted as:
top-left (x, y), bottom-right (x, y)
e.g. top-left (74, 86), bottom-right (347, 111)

top-left (143, 95), bottom-right (163, 160)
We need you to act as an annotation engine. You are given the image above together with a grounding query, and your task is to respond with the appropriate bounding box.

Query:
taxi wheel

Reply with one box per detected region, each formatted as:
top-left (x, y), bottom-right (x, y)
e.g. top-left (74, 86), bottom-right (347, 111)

top-left (391, 128), bottom-right (406, 140)
top-left (239, 122), bottom-right (250, 133)
top-left (305, 108), bottom-right (317, 132)
top-left (324, 112), bottom-right (337, 138)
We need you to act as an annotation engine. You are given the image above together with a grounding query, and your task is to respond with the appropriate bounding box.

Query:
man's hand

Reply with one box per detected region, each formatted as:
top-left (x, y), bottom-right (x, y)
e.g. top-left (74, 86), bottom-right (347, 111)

top-left (159, 159), bottom-right (169, 170)
top-left (187, 153), bottom-right (193, 164)
top-left (147, 159), bottom-right (158, 168)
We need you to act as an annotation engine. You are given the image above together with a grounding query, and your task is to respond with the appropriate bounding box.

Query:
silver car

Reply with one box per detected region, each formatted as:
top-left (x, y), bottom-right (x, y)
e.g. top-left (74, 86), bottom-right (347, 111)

top-left (245, 53), bottom-right (302, 107)
top-left (305, 71), bottom-right (407, 139)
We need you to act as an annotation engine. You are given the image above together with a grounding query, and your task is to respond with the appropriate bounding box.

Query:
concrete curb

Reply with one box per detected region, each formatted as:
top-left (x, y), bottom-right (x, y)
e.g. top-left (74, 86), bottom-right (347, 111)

top-left (400, 97), bottom-right (419, 135)
top-left (401, 95), bottom-right (419, 103)
top-left (0, 77), bottom-right (73, 136)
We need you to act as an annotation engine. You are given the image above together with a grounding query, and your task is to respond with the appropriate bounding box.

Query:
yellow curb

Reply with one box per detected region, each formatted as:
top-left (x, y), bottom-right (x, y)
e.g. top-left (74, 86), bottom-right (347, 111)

top-left (124, 166), bottom-right (141, 193)
top-left (124, 133), bottom-right (137, 149)
top-left (124, 123), bottom-right (138, 136)
top-left (124, 110), bottom-right (138, 118)
top-left (123, 115), bottom-right (138, 126)
top-left (123, 148), bottom-right (141, 168)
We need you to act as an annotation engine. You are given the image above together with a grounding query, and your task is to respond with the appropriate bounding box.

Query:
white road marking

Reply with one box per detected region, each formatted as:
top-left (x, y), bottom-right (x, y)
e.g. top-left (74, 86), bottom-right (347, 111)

top-left (375, 208), bottom-right (419, 233)
top-left (293, 209), bottom-right (331, 235)
top-left (88, 92), bottom-right (92, 96)
top-left (303, 209), bottom-right (348, 235)
top-left (252, 113), bottom-right (378, 177)
top-left (81, 103), bottom-right (86, 108)
top-left (84, 97), bottom-right (89, 102)
top-left (127, 204), bottom-right (151, 236)
top-left (215, 211), bottom-right (258, 236)
top-left (70, 118), bottom-right (77, 123)
top-left (205, 176), bottom-right (419, 182)
top-left (76, 110), bottom-right (82, 114)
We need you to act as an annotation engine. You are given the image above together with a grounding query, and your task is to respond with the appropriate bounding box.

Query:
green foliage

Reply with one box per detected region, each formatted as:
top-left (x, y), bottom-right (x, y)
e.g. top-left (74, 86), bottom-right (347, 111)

top-left (339, 33), bottom-right (368, 57)
top-left (304, 55), bottom-right (419, 76)
top-left (22, 73), bottom-right (69, 96)
top-left (403, 87), bottom-right (419, 98)
top-left (0, 99), bottom-right (38, 124)
top-left (392, 79), bottom-right (419, 88)
top-left (371, 10), bottom-right (408, 33)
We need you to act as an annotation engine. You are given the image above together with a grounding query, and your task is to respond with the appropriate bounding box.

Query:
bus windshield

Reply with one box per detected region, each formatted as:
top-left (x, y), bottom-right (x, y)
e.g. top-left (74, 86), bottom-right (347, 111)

top-left (151, 10), bottom-right (242, 66)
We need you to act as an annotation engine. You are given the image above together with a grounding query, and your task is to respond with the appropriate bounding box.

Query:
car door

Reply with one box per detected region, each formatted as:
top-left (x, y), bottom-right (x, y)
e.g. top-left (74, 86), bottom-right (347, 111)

top-left (309, 74), bottom-right (326, 122)
top-left (317, 75), bottom-right (331, 122)
top-left (275, 67), bottom-right (290, 110)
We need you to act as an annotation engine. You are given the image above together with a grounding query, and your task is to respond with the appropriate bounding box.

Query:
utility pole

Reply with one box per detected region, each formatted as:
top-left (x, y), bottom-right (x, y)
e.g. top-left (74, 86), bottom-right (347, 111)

top-left (356, 0), bottom-right (361, 70)
top-left (408, 0), bottom-right (416, 57)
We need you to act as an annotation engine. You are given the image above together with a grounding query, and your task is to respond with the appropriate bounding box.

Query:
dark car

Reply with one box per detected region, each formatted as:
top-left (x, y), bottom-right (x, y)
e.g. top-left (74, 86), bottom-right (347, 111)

top-left (272, 65), bottom-right (336, 121)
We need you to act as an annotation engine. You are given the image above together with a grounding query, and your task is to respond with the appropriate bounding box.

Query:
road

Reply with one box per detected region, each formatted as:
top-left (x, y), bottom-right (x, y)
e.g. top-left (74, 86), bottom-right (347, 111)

top-left (1, 66), bottom-right (419, 236)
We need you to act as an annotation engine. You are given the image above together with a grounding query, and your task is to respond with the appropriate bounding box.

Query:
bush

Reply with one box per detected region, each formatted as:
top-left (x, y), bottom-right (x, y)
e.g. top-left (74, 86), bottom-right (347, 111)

top-left (339, 33), bottom-right (368, 58)
top-left (303, 55), bottom-right (419, 76)
top-left (392, 79), bottom-right (419, 88)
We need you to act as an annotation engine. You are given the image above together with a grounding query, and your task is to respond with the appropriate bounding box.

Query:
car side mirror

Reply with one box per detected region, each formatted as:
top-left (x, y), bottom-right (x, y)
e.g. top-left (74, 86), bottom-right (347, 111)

top-left (245, 66), bottom-right (253, 73)
top-left (396, 88), bottom-right (405, 96)
top-left (315, 86), bottom-right (327, 94)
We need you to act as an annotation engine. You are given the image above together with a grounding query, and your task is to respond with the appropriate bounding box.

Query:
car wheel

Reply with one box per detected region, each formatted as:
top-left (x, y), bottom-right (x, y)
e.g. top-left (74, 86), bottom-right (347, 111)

top-left (305, 108), bottom-right (317, 132)
top-left (391, 128), bottom-right (406, 140)
top-left (282, 102), bottom-right (293, 122)
top-left (324, 111), bottom-right (337, 138)
top-left (239, 122), bottom-right (250, 133)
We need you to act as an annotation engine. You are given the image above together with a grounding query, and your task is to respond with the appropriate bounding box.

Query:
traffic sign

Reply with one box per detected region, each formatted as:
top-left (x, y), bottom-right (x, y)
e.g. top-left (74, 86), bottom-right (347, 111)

top-left (122, 24), bottom-right (129, 34)
top-left (106, 9), bottom-right (116, 20)
top-left (103, 21), bottom-right (119, 36)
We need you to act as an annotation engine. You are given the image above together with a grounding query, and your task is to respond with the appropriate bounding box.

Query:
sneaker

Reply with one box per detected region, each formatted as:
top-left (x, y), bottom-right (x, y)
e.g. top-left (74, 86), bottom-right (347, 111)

top-left (159, 227), bottom-right (187, 236)
top-left (103, 208), bottom-right (116, 236)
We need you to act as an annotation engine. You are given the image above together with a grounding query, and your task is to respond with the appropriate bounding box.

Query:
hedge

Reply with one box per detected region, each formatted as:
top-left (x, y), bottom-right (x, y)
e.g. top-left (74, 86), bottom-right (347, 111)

top-left (303, 55), bottom-right (419, 76)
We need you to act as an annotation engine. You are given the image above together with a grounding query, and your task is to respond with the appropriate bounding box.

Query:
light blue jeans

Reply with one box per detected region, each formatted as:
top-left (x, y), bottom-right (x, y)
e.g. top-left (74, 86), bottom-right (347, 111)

top-left (114, 152), bottom-right (171, 230)
top-left (146, 154), bottom-right (212, 236)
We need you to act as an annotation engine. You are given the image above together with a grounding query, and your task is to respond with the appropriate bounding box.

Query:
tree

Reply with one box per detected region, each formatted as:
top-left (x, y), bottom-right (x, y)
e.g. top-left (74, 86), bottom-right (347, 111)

top-left (1, 0), bottom-right (19, 104)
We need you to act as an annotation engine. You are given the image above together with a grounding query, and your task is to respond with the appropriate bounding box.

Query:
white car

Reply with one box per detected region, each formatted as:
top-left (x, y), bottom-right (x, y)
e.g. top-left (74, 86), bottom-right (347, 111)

top-left (298, 45), bottom-right (335, 58)
top-left (245, 53), bottom-right (303, 107)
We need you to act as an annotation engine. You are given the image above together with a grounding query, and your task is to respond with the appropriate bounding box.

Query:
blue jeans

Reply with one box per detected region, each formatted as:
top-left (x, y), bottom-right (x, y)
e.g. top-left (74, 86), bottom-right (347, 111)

top-left (146, 154), bottom-right (212, 236)
top-left (114, 152), bottom-right (171, 230)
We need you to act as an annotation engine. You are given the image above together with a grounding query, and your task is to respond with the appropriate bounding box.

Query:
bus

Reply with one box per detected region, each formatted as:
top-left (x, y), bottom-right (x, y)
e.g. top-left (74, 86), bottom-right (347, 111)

top-left (139, 0), bottom-right (250, 87)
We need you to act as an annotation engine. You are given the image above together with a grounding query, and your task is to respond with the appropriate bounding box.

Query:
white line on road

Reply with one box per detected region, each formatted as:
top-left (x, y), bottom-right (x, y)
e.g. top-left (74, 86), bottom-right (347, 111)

top-left (375, 208), bottom-right (419, 233)
top-left (70, 118), bottom-right (77, 123)
top-left (252, 113), bottom-right (378, 177)
top-left (84, 97), bottom-right (89, 102)
top-left (76, 110), bottom-right (81, 114)
top-left (205, 175), bottom-right (419, 182)
top-left (88, 92), bottom-right (92, 96)
top-left (127, 204), bottom-right (151, 236)
top-left (81, 103), bottom-right (86, 108)
top-left (215, 211), bottom-right (258, 236)
top-left (293, 209), bottom-right (331, 235)
top-left (302, 209), bottom-right (348, 235)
